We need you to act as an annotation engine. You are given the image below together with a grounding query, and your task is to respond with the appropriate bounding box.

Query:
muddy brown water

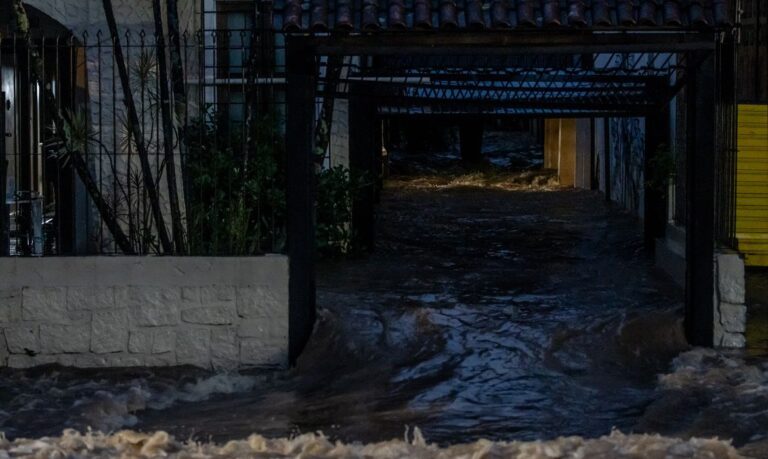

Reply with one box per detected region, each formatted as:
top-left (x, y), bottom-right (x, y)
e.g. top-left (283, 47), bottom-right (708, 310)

top-left (1, 169), bottom-right (767, 453)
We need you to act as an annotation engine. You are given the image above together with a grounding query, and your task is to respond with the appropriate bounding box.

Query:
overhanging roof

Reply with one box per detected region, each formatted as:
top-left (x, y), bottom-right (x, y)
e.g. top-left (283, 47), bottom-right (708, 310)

top-left (279, 0), bottom-right (731, 33)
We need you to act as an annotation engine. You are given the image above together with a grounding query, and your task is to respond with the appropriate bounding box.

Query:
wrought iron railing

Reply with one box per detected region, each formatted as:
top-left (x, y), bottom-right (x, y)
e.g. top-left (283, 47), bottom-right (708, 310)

top-left (714, 31), bottom-right (739, 249)
top-left (0, 29), bottom-right (287, 256)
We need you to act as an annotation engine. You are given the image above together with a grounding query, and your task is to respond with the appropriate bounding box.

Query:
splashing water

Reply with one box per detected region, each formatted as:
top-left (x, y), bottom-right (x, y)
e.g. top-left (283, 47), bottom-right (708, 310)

top-left (1, 161), bottom-right (767, 457)
top-left (0, 428), bottom-right (748, 459)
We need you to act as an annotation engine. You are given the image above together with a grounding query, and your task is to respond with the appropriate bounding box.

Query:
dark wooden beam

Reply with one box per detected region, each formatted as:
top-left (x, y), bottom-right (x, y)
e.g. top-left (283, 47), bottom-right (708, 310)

top-left (644, 78), bottom-right (671, 250)
top-left (604, 117), bottom-right (611, 202)
top-left (590, 118), bottom-right (599, 190)
top-left (308, 31), bottom-right (717, 56)
top-left (685, 50), bottom-right (716, 346)
top-left (0, 91), bottom-right (7, 256)
top-left (286, 36), bottom-right (317, 364)
top-left (348, 83), bottom-right (379, 252)
top-left (369, 98), bottom-right (657, 112)
top-left (377, 110), bottom-right (654, 119)
top-left (459, 120), bottom-right (484, 164)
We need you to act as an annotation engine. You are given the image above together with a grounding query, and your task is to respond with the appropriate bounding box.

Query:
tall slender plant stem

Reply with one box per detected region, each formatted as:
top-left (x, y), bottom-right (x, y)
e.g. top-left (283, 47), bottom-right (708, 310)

top-left (102, 0), bottom-right (173, 253)
top-left (164, 0), bottom-right (191, 218)
top-left (152, 0), bottom-right (186, 253)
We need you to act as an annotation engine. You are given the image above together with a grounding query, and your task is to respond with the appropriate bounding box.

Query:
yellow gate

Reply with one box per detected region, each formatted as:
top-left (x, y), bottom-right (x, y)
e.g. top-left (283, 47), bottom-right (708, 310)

top-left (737, 104), bottom-right (768, 266)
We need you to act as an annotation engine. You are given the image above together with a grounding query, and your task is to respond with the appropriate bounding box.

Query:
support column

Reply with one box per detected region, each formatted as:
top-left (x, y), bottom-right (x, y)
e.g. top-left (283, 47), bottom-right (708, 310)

top-left (459, 120), bottom-right (484, 164)
top-left (685, 51), bottom-right (716, 346)
top-left (348, 84), bottom-right (379, 252)
top-left (0, 91), bottom-right (7, 255)
top-left (644, 79), bottom-right (671, 249)
top-left (590, 118), bottom-right (599, 190)
top-left (286, 38), bottom-right (316, 363)
top-left (603, 117), bottom-right (611, 202)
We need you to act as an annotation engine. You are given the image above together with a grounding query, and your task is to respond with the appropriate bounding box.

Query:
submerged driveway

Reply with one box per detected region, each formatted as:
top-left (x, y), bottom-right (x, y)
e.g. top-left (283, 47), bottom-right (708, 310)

top-left (143, 172), bottom-right (695, 443)
top-left (4, 171), bottom-right (766, 455)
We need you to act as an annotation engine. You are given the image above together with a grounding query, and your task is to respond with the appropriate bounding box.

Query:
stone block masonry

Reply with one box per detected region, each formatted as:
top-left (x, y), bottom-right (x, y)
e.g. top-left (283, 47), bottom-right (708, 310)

top-left (713, 250), bottom-right (748, 348)
top-left (0, 256), bottom-right (289, 370)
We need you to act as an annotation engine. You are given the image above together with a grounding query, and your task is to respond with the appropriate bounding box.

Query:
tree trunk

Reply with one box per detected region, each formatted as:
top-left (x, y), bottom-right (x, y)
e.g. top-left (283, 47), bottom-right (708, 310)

top-left (313, 55), bottom-right (344, 165)
top-left (102, 0), bottom-right (174, 253)
top-left (69, 150), bottom-right (136, 254)
top-left (164, 0), bottom-right (191, 218)
top-left (152, 0), bottom-right (186, 253)
top-left (243, 3), bottom-right (260, 170)
top-left (164, 0), bottom-right (186, 118)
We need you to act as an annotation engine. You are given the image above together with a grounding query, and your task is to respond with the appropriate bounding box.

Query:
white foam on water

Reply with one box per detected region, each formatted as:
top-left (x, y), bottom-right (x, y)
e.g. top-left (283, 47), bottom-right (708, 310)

top-left (0, 428), bottom-right (747, 458)
top-left (60, 373), bottom-right (259, 433)
top-left (149, 373), bottom-right (259, 410)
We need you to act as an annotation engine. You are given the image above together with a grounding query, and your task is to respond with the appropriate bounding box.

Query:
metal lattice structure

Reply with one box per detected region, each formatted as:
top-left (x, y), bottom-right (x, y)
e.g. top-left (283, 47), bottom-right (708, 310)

top-left (317, 50), bottom-right (699, 117)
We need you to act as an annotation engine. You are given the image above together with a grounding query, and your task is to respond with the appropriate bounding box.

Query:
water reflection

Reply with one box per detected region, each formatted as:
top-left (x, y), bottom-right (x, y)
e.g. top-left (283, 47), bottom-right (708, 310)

top-left (1, 134), bottom-right (767, 456)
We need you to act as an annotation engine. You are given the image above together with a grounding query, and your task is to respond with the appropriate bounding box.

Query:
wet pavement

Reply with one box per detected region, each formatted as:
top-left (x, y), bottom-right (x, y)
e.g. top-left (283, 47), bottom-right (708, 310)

top-left (1, 132), bottom-right (767, 456)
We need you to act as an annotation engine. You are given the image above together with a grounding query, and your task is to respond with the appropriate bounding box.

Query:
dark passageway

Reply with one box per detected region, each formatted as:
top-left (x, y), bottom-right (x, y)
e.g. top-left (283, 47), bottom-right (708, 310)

top-left (2, 135), bottom-right (767, 457)
top-left (135, 136), bottom-right (700, 442)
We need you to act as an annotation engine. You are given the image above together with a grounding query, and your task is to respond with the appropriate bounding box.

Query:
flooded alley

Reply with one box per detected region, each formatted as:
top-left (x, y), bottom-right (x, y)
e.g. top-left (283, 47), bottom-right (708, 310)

top-left (0, 128), bottom-right (768, 456)
top-left (4, 142), bottom-right (767, 457)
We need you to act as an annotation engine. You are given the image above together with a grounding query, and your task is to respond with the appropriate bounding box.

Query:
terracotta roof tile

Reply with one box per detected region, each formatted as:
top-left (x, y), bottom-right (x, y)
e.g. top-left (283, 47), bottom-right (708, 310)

top-left (361, 0), bottom-right (380, 29)
top-left (567, 0), bottom-right (588, 27)
top-left (281, 0), bottom-right (730, 32)
top-left (617, 0), bottom-right (637, 25)
top-left (388, 0), bottom-right (407, 28)
top-left (516, 0), bottom-right (537, 27)
top-left (283, 0), bottom-right (302, 31)
top-left (592, 0), bottom-right (613, 25)
top-left (310, 0), bottom-right (328, 31)
top-left (439, 0), bottom-right (459, 29)
top-left (335, 0), bottom-right (354, 30)
top-left (490, 0), bottom-right (511, 28)
top-left (663, 0), bottom-right (683, 25)
top-left (465, 0), bottom-right (485, 29)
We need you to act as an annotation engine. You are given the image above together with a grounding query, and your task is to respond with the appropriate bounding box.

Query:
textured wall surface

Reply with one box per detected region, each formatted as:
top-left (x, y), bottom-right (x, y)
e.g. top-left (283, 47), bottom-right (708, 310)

top-left (713, 250), bottom-right (747, 348)
top-left (0, 256), bottom-right (289, 370)
top-left (609, 117), bottom-right (645, 217)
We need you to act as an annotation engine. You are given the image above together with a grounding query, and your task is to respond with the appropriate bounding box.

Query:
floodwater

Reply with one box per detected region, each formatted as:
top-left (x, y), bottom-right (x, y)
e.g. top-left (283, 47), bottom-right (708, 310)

top-left (1, 132), bottom-right (768, 457)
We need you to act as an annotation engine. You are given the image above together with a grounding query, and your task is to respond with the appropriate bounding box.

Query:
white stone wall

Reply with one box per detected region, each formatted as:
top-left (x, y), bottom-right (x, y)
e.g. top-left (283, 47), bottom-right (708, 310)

top-left (0, 256), bottom-right (289, 370)
top-left (713, 250), bottom-right (747, 348)
top-left (329, 98), bottom-right (350, 169)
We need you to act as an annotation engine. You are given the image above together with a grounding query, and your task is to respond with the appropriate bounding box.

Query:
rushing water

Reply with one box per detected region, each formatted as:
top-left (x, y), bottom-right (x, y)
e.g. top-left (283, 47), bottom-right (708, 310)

top-left (1, 132), bottom-right (767, 457)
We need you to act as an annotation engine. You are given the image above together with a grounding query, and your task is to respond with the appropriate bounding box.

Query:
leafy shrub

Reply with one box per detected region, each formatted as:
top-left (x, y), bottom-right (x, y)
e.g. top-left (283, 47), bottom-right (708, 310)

top-left (316, 165), bottom-right (372, 257)
top-left (184, 109), bottom-right (373, 257)
top-left (185, 110), bottom-right (286, 255)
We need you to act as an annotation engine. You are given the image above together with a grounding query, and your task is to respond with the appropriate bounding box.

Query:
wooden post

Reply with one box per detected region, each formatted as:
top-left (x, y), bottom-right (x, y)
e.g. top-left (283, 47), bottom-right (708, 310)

top-left (603, 117), bottom-right (611, 202)
top-left (286, 37), bottom-right (316, 363)
top-left (348, 83), bottom-right (379, 252)
top-left (644, 79), bottom-right (671, 250)
top-left (590, 118), bottom-right (598, 190)
top-left (0, 91), bottom-right (7, 255)
top-left (459, 120), bottom-right (484, 164)
top-left (685, 51), bottom-right (716, 346)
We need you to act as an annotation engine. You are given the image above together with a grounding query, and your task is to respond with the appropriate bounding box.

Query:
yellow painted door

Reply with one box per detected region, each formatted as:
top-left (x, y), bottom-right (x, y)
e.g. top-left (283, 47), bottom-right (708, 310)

top-left (737, 104), bottom-right (768, 266)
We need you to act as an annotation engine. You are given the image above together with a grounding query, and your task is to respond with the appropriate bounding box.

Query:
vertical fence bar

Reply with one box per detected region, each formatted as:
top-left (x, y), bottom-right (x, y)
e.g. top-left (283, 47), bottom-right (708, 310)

top-left (286, 36), bottom-right (316, 363)
top-left (0, 76), bottom-right (6, 256)
top-left (685, 49), bottom-right (716, 347)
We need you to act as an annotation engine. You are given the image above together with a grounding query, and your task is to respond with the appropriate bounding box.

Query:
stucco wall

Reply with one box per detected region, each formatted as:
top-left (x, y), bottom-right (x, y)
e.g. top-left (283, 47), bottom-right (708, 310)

top-left (608, 117), bottom-right (645, 217)
top-left (0, 256), bottom-right (289, 369)
top-left (713, 250), bottom-right (747, 348)
top-left (21, 0), bottom-right (202, 252)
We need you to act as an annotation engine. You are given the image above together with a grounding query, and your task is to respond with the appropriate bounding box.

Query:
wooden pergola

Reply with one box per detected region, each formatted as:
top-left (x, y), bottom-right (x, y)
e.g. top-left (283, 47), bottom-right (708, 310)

top-left (279, 0), bottom-right (735, 361)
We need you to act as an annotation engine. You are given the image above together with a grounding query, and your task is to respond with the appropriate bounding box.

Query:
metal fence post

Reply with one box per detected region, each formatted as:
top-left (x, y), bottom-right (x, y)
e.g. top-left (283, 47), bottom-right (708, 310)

top-left (286, 35), bottom-right (317, 364)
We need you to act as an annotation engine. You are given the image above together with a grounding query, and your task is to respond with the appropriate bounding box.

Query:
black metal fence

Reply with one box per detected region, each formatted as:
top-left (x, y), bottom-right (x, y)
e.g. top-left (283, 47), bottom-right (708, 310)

top-left (0, 29), bottom-right (288, 255)
top-left (1, 26), bottom-right (740, 256)
top-left (714, 32), bottom-right (739, 249)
